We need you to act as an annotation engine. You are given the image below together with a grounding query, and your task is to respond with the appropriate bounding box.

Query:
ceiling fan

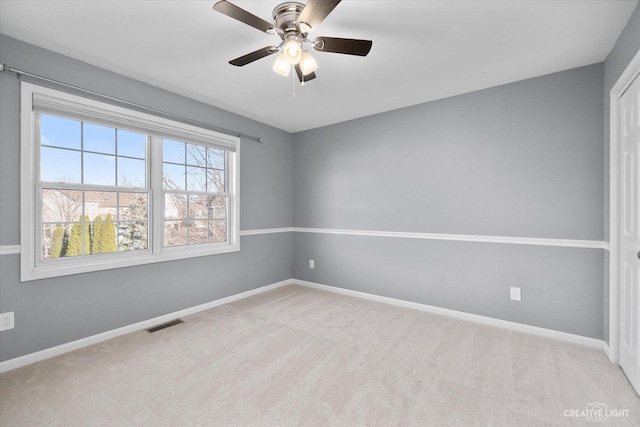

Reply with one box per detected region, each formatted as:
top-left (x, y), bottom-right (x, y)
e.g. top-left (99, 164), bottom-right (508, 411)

top-left (213, 0), bottom-right (372, 82)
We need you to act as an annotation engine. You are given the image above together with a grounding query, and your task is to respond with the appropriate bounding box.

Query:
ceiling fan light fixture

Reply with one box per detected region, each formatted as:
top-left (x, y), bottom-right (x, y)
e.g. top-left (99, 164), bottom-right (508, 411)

top-left (298, 21), bottom-right (312, 33)
top-left (214, 0), bottom-right (373, 84)
top-left (283, 38), bottom-right (302, 64)
top-left (299, 51), bottom-right (318, 75)
top-left (272, 54), bottom-right (291, 76)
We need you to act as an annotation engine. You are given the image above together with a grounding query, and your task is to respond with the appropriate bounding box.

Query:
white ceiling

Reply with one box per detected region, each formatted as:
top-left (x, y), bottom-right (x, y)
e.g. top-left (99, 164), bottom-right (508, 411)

top-left (0, 0), bottom-right (637, 133)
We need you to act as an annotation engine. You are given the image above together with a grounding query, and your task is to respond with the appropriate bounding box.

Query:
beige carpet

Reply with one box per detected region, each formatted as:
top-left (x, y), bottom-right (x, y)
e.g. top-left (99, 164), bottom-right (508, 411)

top-left (1, 284), bottom-right (638, 426)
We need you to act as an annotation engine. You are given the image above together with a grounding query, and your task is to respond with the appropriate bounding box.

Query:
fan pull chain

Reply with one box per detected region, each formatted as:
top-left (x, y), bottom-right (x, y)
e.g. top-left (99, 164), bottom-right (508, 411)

top-left (292, 65), bottom-right (296, 98)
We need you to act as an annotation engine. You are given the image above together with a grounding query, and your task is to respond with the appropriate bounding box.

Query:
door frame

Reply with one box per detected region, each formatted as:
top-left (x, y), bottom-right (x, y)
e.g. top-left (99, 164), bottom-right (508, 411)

top-left (608, 48), bottom-right (640, 364)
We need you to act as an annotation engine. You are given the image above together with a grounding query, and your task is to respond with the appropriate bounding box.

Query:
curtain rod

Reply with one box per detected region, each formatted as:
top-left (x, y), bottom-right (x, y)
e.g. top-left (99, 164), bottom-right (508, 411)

top-left (0, 63), bottom-right (263, 143)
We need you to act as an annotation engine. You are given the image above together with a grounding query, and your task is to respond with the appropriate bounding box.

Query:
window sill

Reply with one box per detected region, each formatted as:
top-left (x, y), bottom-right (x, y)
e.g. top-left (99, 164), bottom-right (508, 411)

top-left (21, 243), bottom-right (240, 282)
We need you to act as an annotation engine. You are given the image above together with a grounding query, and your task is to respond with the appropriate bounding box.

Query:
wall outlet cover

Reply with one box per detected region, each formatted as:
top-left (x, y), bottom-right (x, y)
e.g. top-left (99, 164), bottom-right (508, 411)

top-left (0, 312), bottom-right (15, 331)
top-left (309, 259), bottom-right (315, 269)
top-left (510, 287), bottom-right (522, 302)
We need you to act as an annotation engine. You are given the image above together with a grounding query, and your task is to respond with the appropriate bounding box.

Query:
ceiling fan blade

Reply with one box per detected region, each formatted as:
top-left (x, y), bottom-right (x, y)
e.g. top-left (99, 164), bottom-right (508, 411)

top-left (294, 64), bottom-right (317, 83)
top-left (297, 0), bottom-right (341, 31)
top-left (229, 46), bottom-right (278, 67)
top-left (213, 0), bottom-right (275, 34)
top-left (313, 37), bottom-right (372, 56)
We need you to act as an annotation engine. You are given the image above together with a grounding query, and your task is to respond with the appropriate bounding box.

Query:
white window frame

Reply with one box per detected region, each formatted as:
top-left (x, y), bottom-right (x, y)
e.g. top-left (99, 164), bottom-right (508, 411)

top-left (20, 82), bottom-right (240, 281)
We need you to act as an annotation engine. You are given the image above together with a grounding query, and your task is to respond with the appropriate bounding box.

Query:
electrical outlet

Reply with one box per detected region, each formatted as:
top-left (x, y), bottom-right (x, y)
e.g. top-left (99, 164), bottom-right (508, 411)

top-left (309, 259), bottom-right (315, 269)
top-left (0, 312), bottom-right (14, 331)
top-left (510, 287), bottom-right (522, 302)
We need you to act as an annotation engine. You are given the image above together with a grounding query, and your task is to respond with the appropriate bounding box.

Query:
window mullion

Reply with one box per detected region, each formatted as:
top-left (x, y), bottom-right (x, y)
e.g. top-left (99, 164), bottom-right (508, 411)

top-left (151, 135), bottom-right (164, 255)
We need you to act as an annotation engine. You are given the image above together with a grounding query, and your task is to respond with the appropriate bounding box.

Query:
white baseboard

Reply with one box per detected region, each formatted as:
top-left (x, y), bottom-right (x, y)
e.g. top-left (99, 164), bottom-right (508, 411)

top-left (603, 342), bottom-right (616, 363)
top-left (0, 279), bottom-right (292, 373)
top-left (1, 278), bottom-right (609, 373)
top-left (293, 279), bottom-right (605, 350)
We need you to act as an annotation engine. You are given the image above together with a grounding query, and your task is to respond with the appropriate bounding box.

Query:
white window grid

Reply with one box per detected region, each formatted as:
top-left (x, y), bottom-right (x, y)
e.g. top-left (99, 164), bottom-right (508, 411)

top-left (21, 82), bottom-right (240, 281)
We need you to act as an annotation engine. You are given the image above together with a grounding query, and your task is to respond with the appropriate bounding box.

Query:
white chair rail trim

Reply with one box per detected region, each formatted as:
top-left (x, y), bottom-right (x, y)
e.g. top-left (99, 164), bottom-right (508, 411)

top-left (292, 227), bottom-right (608, 250)
top-left (1, 228), bottom-right (609, 256)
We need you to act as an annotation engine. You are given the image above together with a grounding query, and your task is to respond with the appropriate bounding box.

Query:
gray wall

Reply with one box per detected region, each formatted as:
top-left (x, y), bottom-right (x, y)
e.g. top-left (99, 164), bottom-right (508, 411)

top-left (0, 36), bottom-right (293, 362)
top-left (293, 64), bottom-right (606, 339)
top-left (3, 9), bottom-right (637, 362)
top-left (602, 3), bottom-right (640, 344)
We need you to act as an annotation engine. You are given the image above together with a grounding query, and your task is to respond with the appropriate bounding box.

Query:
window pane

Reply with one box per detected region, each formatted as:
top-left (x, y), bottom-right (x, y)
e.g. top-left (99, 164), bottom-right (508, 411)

top-left (163, 163), bottom-right (185, 190)
top-left (118, 193), bottom-right (148, 221)
top-left (187, 166), bottom-right (207, 192)
top-left (118, 193), bottom-right (149, 252)
top-left (208, 169), bottom-right (225, 193)
top-left (42, 189), bottom-right (83, 223)
top-left (119, 222), bottom-right (148, 251)
top-left (163, 139), bottom-right (185, 164)
top-left (41, 147), bottom-right (81, 183)
top-left (207, 148), bottom-right (225, 169)
top-left (165, 220), bottom-right (187, 247)
top-left (84, 191), bottom-right (117, 222)
top-left (161, 142), bottom-right (228, 248)
top-left (89, 217), bottom-right (117, 255)
top-left (61, 217), bottom-right (90, 257)
top-left (84, 153), bottom-right (116, 186)
top-left (209, 219), bottom-right (227, 243)
top-left (165, 193), bottom-right (187, 220)
top-left (188, 195), bottom-right (208, 219)
top-left (209, 196), bottom-right (227, 219)
top-left (41, 114), bottom-right (81, 150)
top-left (189, 220), bottom-right (208, 244)
top-left (117, 130), bottom-right (146, 159)
top-left (83, 122), bottom-right (115, 154)
top-left (186, 144), bottom-right (207, 167)
top-left (42, 223), bottom-right (73, 260)
top-left (118, 157), bottom-right (145, 187)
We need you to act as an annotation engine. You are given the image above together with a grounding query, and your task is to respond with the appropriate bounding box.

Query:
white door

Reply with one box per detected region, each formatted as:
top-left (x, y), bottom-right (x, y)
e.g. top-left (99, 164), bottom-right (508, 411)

top-left (619, 73), bottom-right (640, 395)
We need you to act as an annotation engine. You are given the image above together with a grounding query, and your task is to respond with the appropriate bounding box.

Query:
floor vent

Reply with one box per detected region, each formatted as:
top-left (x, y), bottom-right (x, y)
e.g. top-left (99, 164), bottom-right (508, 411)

top-left (146, 319), bottom-right (184, 333)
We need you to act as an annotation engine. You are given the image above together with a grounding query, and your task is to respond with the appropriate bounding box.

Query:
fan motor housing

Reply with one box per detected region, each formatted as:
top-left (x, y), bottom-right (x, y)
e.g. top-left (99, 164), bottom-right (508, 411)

top-left (273, 2), bottom-right (305, 34)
